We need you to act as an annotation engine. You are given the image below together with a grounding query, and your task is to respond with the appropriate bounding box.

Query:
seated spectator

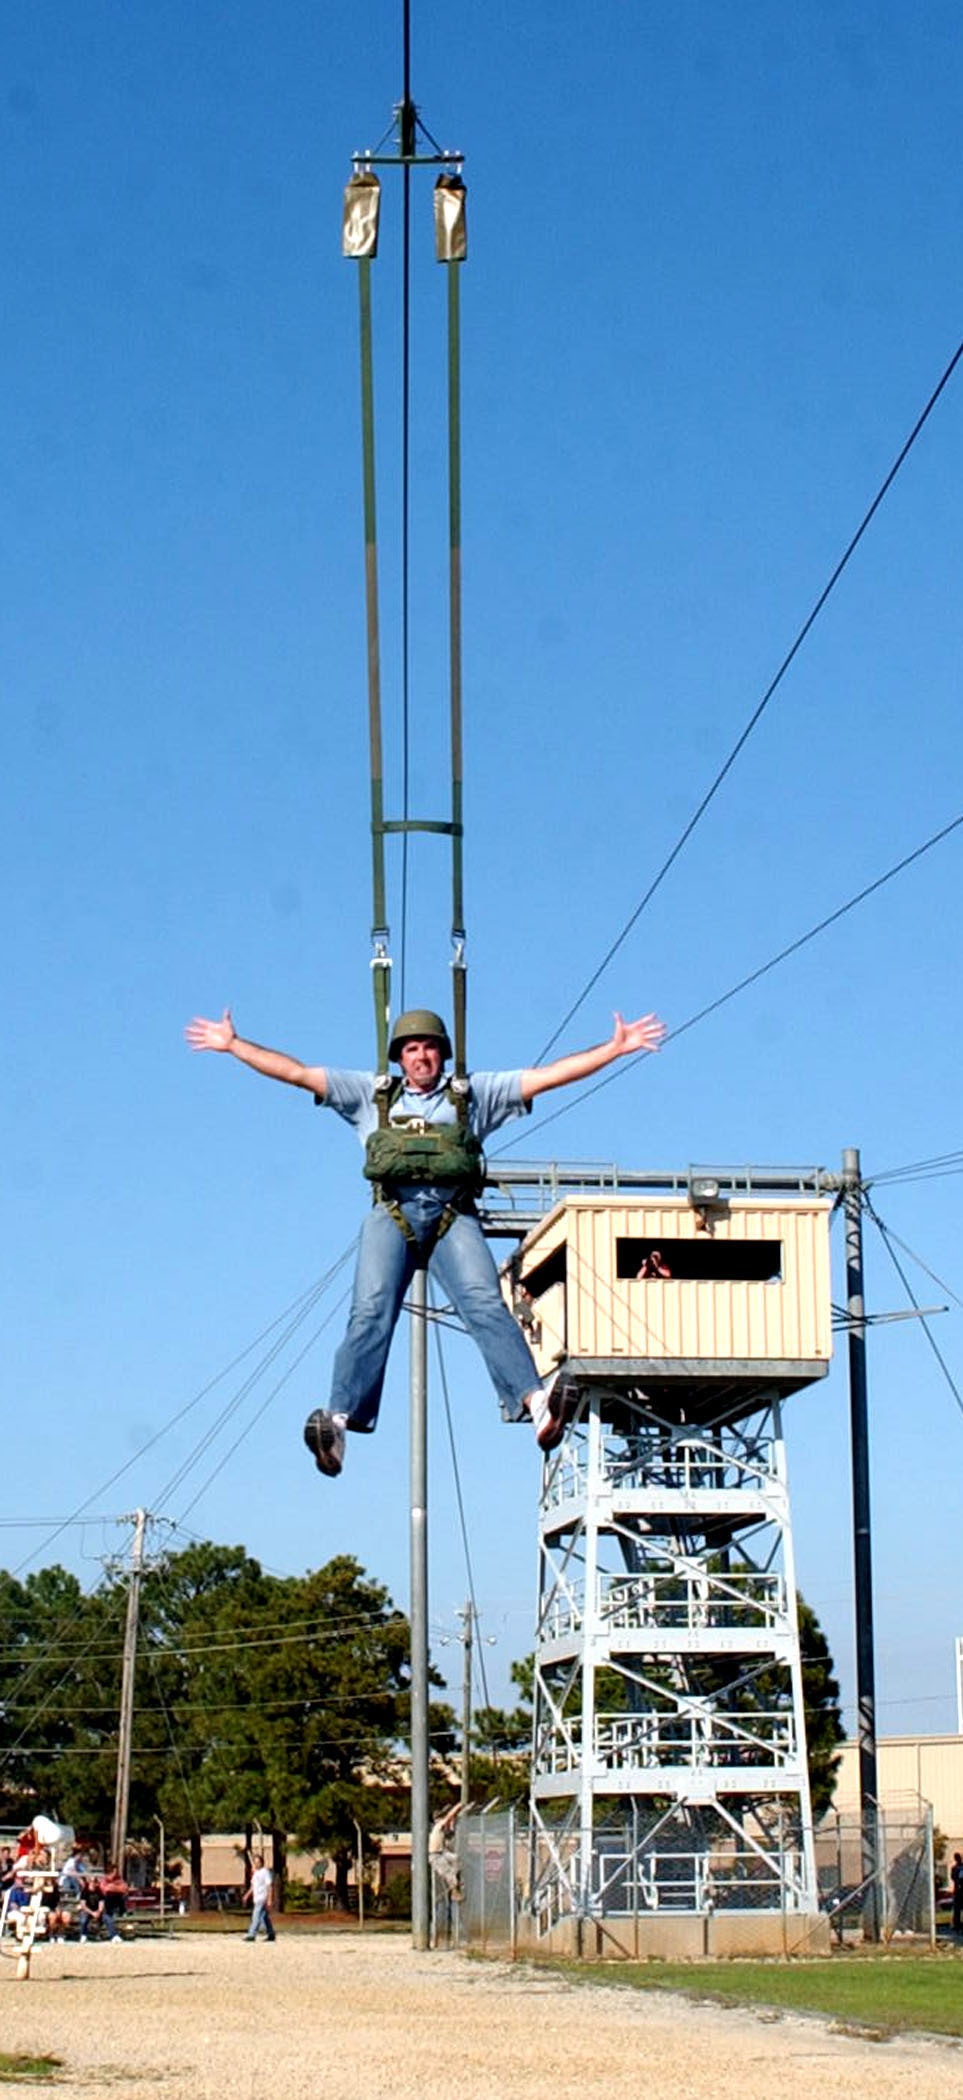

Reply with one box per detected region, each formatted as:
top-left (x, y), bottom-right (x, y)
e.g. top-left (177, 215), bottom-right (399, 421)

top-left (100, 1864), bottom-right (129, 1941)
top-left (78, 1880), bottom-right (106, 1940)
top-left (59, 1848), bottom-right (86, 1900)
top-left (4, 1874), bottom-right (31, 1923)
top-left (38, 1877), bottom-right (72, 1940)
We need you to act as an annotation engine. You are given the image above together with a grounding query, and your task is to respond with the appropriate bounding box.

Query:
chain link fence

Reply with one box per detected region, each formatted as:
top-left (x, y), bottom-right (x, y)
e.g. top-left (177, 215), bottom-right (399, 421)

top-left (446, 1809), bottom-right (518, 1953)
top-left (453, 1801), bottom-right (936, 1955)
top-left (815, 1803), bottom-right (935, 1944)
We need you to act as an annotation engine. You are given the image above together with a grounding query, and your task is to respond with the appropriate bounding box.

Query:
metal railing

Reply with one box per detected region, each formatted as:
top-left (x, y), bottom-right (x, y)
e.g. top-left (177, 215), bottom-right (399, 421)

top-left (600, 1568), bottom-right (786, 1632)
top-left (538, 1568), bottom-right (786, 1641)
top-left (535, 1707), bottom-right (797, 1777)
top-left (544, 1428), bottom-right (780, 1511)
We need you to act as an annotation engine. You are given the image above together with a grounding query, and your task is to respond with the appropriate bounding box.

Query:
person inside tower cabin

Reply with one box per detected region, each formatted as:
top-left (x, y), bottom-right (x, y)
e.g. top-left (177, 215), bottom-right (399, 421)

top-left (636, 1249), bottom-right (672, 1279)
top-left (185, 1004), bottom-right (666, 1479)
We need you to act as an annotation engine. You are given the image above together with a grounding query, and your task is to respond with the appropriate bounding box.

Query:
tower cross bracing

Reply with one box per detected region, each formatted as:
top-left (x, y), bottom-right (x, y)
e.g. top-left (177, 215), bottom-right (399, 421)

top-left (500, 1184), bottom-right (833, 1952)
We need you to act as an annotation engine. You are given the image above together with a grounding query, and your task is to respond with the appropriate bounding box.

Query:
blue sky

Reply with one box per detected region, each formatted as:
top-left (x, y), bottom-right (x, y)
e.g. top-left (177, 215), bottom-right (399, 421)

top-left (4, 1), bottom-right (963, 1750)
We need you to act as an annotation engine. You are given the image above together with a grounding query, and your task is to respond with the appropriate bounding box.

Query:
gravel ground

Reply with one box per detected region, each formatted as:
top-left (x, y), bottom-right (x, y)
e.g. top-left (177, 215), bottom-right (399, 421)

top-left (3, 1930), bottom-right (963, 2099)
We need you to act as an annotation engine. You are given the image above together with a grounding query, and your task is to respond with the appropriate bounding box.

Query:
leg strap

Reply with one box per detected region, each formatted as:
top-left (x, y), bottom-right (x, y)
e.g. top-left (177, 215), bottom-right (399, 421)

top-left (375, 1191), bottom-right (466, 1262)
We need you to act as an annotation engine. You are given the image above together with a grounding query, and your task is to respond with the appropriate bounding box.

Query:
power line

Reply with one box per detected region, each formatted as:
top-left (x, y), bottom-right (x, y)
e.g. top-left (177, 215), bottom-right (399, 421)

top-left (400, 56), bottom-right (412, 1005)
top-left (494, 809), bottom-right (963, 1155)
top-left (0, 1562), bottom-right (130, 1731)
top-left (154, 1249), bottom-right (355, 1514)
top-left (869, 1166), bottom-right (963, 1189)
top-left (0, 1605), bottom-right (414, 1677)
top-left (9, 1269), bottom-right (345, 1580)
top-left (3, 1729), bottom-right (459, 1761)
top-left (536, 334), bottom-right (963, 1061)
top-left (430, 1300), bottom-right (494, 1718)
top-left (171, 1280), bottom-right (353, 1526)
top-left (853, 1217), bottom-right (963, 1313)
top-left (869, 1149), bottom-right (963, 1187)
top-left (0, 1604), bottom-right (409, 1662)
top-left (0, 1603), bottom-right (418, 1772)
top-left (0, 1591), bottom-right (127, 1775)
top-left (0, 1692), bottom-right (404, 1717)
top-left (144, 1633), bottom-right (203, 1837)
top-left (862, 1194), bottom-right (963, 1425)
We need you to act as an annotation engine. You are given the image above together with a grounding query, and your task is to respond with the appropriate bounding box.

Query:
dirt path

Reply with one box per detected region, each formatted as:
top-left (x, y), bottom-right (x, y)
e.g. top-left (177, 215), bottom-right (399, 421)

top-left (2, 1930), bottom-right (962, 2099)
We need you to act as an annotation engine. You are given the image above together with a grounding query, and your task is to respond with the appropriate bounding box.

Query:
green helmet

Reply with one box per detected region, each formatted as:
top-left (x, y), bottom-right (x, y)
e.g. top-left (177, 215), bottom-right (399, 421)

top-left (388, 1009), bottom-right (453, 1062)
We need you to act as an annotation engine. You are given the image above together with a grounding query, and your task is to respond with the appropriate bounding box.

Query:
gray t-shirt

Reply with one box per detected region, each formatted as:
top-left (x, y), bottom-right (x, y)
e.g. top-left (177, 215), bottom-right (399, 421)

top-left (320, 1069), bottom-right (530, 1147)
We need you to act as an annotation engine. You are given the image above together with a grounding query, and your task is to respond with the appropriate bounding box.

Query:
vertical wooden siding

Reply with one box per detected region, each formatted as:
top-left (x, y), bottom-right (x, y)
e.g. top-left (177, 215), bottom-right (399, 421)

top-left (515, 1198), bottom-right (832, 1366)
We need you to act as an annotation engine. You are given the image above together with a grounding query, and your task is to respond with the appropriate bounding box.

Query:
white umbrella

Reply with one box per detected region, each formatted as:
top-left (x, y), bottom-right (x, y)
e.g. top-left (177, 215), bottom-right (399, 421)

top-left (31, 1816), bottom-right (75, 1848)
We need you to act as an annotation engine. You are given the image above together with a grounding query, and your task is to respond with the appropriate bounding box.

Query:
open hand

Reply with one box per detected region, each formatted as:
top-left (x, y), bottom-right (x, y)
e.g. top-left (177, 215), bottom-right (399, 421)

top-left (185, 1008), bottom-right (236, 1053)
top-left (612, 1011), bottom-right (667, 1057)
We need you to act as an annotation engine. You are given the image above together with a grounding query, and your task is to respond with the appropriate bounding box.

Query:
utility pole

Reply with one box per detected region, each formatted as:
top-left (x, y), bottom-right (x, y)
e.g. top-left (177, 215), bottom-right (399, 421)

top-left (111, 1508), bottom-right (148, 1872)
top-left (842, 1148), bottom-right (880, 1939)
top-left (409, 1268), bottom-right (430, 1951)
top-left (154, 1815), bottom-right (165, 1924)
top-left (458, 1601), bottom-right (473, 1809)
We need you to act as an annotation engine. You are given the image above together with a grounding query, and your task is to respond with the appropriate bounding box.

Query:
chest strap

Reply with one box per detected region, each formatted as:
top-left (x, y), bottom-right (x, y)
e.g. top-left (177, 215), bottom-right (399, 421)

top-left (364, 1076), bottom-right (484, 1257)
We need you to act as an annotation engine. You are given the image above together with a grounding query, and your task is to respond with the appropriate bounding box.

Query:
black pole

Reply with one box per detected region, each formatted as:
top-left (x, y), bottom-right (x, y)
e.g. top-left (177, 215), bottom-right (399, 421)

top-left (842, 1145), bottom-right (880, 1939)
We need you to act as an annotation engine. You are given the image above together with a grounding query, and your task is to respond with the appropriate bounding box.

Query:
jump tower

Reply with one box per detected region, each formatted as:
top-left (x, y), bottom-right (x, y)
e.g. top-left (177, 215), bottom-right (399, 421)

top-left (491, 1165), bottom-right (833, 1958)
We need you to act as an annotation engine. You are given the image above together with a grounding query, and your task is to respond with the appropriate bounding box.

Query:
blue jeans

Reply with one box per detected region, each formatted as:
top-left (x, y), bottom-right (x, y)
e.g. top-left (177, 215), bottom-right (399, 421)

top-left (246, 1902), bottom-right (275, 1941)
top-left (329, 1195), bottom-right (539, 1432)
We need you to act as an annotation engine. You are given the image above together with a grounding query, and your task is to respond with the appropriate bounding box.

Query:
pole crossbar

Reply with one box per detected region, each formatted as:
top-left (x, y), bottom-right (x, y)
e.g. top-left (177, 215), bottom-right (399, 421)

top-left (380, 819), bottom-right (462, 836)
top-left (353, 151), bottom-right (464, 169)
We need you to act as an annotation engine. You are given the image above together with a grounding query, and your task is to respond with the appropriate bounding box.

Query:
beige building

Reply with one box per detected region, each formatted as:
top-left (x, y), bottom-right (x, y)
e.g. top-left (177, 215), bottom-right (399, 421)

top-left (171, 1831), bottom-right (411, 1902)
top-left (831, 1734), bottom-right (963, 1864)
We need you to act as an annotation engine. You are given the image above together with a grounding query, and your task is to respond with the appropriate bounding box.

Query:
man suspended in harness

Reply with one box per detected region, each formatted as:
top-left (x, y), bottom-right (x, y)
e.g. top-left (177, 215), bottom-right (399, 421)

top-left (185, 1004), bottom-right (666, 1477)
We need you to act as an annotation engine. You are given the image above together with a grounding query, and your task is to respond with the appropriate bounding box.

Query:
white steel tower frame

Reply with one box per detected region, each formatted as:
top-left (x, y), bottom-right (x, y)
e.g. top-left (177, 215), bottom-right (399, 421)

top-left (527, 1384), bottom-right (817, 1938)
top-left (485, 1176), bottom-right (833, 1951)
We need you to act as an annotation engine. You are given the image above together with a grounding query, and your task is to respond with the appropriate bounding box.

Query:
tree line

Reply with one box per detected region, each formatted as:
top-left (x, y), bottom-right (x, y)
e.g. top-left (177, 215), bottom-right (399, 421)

top-left (0, 1543), bottom-right (459, 1906)
top-left (0, 1542), bottom-right (843, 1906)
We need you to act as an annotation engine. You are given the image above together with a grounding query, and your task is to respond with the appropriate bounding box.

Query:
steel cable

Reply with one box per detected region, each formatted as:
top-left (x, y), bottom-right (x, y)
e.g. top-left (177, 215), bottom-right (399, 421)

top-left (536, 336), bottom-right (963, 1062)
top-left (495, 810), bottom-right (963, 1155)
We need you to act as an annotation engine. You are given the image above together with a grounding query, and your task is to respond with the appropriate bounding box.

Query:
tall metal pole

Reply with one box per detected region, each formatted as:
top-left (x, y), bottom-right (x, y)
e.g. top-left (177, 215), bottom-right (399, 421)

top-left (353, 1817), bottom-right (365, 1930)
top-left (154, 1816), bottom-right (165, 1924)
top-left (842, 1147), bottom-right (880, 1939)
top-left (459, 1600), bottom-right (473, 1809)
top-left (409, 1266), bottom-right (430, 1949)
top-left (112, 1507), bottom-right (148, 1871)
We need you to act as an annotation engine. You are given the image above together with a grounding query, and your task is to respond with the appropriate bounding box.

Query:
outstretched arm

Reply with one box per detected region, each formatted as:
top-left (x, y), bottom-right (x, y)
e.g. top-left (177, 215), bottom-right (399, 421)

top-left (185, 1008), bottom-right (327, 1097)
top-left (520, 1011), bottom-right (666, 1104)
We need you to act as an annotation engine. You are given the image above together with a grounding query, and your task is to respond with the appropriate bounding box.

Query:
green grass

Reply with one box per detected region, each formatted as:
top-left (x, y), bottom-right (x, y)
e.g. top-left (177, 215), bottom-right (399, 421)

top-left (554, 1952), bottom-right (963, 2039)
top-left (0, 2056), bottom-right (64, 2085)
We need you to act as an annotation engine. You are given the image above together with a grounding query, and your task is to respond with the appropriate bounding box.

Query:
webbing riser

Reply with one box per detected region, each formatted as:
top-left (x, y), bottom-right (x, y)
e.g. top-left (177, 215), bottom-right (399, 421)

top-left (348, 159), bottom-right (467, 1075)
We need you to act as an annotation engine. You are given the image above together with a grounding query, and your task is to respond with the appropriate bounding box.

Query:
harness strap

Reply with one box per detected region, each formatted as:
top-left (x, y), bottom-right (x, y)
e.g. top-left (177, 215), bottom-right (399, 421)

top-left (374, 1071), bottom-right (470, 1133)
top-left (374, 1074), bottom-right (404, 1129)
top-left (370, 1073), bottom-right (478, 1253)
top-left (375, 1190), bottom-right (467, 1261)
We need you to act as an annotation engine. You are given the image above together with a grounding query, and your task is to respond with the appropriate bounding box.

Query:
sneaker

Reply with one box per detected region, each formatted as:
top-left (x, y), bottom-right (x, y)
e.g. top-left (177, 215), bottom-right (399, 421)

top-left (303, 1408), bottom-right (346, 1478)
top-left (523, 1371), bottom-right (576, 1452)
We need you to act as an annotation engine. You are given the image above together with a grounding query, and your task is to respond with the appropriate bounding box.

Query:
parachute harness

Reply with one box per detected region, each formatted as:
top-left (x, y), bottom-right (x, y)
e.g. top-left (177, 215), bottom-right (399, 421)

top-left (363, 1072), bottom-right (485, 1260)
